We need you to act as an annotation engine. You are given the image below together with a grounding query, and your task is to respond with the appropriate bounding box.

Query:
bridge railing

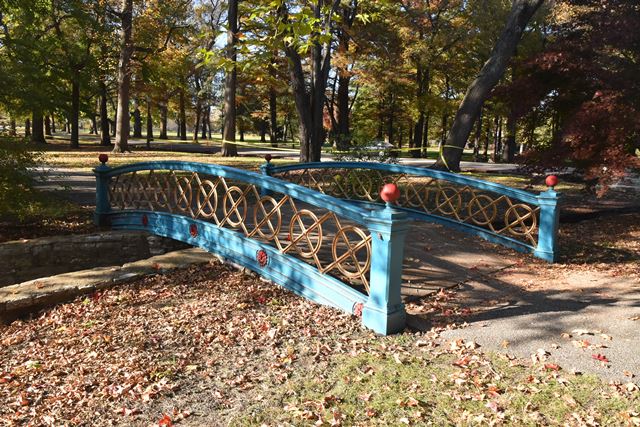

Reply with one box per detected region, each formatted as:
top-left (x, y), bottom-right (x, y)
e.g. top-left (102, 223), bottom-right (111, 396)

top-left (94, 157), bottom-right (409, 335)
top-left (264, 161), bottom-right (560, 262)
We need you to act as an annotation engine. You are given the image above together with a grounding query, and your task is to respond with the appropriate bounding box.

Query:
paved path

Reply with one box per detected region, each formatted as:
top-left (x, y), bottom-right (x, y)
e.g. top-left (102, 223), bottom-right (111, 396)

top-left (30, 164), bottom-right (639, 383)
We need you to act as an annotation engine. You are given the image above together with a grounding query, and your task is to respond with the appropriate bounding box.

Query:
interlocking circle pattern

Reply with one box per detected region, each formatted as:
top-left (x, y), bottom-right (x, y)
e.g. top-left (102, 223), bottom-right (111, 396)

top-left (289, 210), bottom-right (323, 258)
top-left (505, 204), bottom-right (537, 236)
top-left (196, 179), bottom-right (218, 219)
top-left (222, 186), bottom-right (247, 228)
top-left (331, 226), bottom-right (372, 281)
top-left (467, 194), bottom-right (498, 226)
top-left (253, 196), bottom-right (282, 240)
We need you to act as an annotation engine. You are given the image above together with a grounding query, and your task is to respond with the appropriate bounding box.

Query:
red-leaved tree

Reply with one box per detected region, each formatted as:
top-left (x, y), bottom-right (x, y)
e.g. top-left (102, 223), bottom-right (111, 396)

top-left (506, 0), bottom-right (640, 191)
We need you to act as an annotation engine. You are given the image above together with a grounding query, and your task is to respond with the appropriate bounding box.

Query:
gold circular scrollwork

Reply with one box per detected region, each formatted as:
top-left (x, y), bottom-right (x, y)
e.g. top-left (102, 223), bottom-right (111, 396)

top-left (222, 186), bottom-right (247, 228)
top-left (196, 180), bottom-right (218, 219)
top-left (467, 194), bottom-right (498, 226)
top-left (332, 226), bottom-right (371, 279)
top-left (504, 204), bottom-right (537, 236)
top-left (289, 210), bottom-right (323, 258)
top-left (152, 174), bottom-right (171, 209)
top-left (173, 176), bottom-right (193, 212)
top-left (253, 196), bottom-right (282, 240)
top-left (405, 184), bottom-right (428, 209)
top-left (435, 187), bottom-right (462, 216)
top-left (351, 172), bottom-right (373, 200)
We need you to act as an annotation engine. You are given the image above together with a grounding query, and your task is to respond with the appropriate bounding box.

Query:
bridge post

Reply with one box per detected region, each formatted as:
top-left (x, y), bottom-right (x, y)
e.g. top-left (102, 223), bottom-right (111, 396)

top-left (94, 154), bottom-right (111, 226)
top-left (362, 185), bottom-right (410, 335)
top-left (259, 154), bottom-right (274, 197)
top-left (534, 177), bottom-right (560, 262)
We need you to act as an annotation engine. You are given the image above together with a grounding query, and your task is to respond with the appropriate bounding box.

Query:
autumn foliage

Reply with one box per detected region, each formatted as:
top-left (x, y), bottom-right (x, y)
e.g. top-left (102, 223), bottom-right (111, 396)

top-left (507, 0), bottom-right (640, 187)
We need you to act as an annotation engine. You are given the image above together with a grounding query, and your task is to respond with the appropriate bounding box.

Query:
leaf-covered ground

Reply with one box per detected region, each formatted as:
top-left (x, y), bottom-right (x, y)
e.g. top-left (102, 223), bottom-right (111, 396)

top-left (1, 262), bottom-right (638, 426)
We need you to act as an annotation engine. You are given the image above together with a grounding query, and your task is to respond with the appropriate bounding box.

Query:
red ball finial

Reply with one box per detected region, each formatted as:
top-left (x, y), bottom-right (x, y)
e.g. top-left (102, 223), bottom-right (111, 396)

top-left (545, 175), bottom-right (558, 188)
top-left (98, 153), bottom-right (109, 164)
top-left (264, 154), bottom-right (272, 163)
top-left (380, 183), bottom-right (400, 203)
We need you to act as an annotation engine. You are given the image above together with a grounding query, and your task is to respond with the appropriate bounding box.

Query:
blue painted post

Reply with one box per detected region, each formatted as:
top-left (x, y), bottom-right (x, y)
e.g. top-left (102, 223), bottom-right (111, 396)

top-left (362, 184), bottom-right (409, 335)
top-left (94, 154), bottom-right (111, 226)
top-left (259, 154), bottom-right (274, 197)
top-left (534, 176), bottom-right (560, 262)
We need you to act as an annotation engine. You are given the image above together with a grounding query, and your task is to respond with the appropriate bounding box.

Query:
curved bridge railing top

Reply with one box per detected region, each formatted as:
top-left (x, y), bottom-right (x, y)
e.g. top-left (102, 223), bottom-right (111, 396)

top-left (265, 161), bottom-right (560, 262)
top-left (94, 157), bottom-right (409, 335)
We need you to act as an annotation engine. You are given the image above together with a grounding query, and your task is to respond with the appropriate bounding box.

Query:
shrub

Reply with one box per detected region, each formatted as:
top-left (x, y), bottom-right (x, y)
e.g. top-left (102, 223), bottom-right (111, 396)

top-left (0, 137), bottom-right (43, 218)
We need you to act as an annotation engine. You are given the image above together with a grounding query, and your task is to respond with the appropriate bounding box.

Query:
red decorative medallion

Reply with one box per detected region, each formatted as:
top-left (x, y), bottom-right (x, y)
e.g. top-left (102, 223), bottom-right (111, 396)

top-left (189, 223), bottom-right (198, 237)
top-left (98, 153), bottom-right (109, 164)
top-left (256, 249), bottom-right (268, 267)
top-left (264, 153), bottom-right (272, 163)
top-left (141, 214), bottom-right (149, 226)
top-left (353, 302), bottom-right (364, 317)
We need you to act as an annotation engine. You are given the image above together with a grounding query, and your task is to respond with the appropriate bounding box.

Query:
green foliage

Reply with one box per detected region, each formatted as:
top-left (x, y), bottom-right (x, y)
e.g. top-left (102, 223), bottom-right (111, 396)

top-left (0, 137), bottom-right (70, 220)
top-left (0, 137), bottom-right (39, 197)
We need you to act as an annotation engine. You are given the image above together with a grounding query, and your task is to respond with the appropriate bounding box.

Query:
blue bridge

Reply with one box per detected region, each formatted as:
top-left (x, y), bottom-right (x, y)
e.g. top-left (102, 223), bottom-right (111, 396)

top-left (94, 157), bottom-right (559, 335)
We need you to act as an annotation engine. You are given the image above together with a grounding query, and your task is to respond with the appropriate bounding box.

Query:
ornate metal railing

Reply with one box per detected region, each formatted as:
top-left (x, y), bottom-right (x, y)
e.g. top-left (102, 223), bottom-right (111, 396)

top-left (94, 156), bottom-right (409, 334)
top-left (264, 161), bottom-right (560, 262)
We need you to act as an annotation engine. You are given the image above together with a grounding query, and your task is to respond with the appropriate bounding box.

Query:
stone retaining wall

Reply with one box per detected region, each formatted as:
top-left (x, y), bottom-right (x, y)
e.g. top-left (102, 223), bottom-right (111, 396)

top-left (0, 231), bottom-right (189, 287)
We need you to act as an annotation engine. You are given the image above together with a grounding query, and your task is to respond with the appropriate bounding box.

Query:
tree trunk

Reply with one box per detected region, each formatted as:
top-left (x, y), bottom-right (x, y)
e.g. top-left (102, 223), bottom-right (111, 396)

top-left (159, 103), bottom-right (168, 139)
top-left (440, 113), bottom-right (449, 147)
top-left (412, 113), bottom-right (425, 158)
top-left (282, 1), bottom-right (337, 162)
top-left (24, 119), bottom-right (31, 138)
top-left (434, 0), bottom-right (545, 171)
top-left (193, 101), bottom-right (201, 142)
top-left (113, 0), bottom-right (133, 153)
top-left (179, 89), bottom-right (187, 141)
top-left (412, 66), bottom-right (429, 158)
top-left (51, 116), bottom-right (56, 133)
top-left (45, 116), bottom-right (52, 136)
top-left (31, 112), bottom-right (46, 144)
top-left (146, 97), bottom-right (153, 148)
top-left (422, 113), bottom-right (430, 157)
top-left (502, 113), bottom-right (517, 162)
top-left (473, 109), bottom-right (482, 161)
top-left (493, 116), bottom-right (502, 162)
top-left (70, 72), bottom-right (80, 148)
top-left (201, 107), bottom-right (208, 139)
top-left (111, 107), bottom-right (117, 136)
top-left (206, 106), bottom-right (212, 139)
top-left (483, 114), bottom-right (491, 161)
top-left (269, 66), bottom-right (278, 147)
top-left (260, 119), bottom-right (267, 142)
top-left (100, 81), bottom-right (111, 146)
top-left (222, 0), bottom-right (238, 156)
top-left (387, 95), bottom-right (394, 145)
top-left (132, 104), bottom-right (142, 138)
top-left (9, 118), bottom-right (16, 136)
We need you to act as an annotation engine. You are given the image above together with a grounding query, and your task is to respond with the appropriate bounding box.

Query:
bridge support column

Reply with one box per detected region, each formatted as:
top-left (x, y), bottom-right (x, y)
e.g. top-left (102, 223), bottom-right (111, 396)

top-left (94, 155), bottom-right (111, 226)
top-left (362, 205), bottom-right (409, 335)
top-left (534, 186), bottom-right (560, 262)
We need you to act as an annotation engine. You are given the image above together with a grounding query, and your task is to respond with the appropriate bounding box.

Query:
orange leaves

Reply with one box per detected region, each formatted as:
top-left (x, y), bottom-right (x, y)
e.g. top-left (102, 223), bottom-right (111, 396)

top-left (158, 414), bottom-right (172, 426)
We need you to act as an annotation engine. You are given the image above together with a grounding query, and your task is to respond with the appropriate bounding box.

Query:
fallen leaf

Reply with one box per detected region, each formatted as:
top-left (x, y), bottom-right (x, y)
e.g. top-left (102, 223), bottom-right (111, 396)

top-left (158, 414), bottom-right (173, 426)
top-left (592, 354), bottom-right (609, 363)
top-left (625, 383), bottom-right (639, 392)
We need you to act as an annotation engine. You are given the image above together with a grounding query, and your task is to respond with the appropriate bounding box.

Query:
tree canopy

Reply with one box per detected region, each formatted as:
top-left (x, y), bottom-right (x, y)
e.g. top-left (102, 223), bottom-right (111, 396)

top-left (0, 0), bottom-right (637, 184)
